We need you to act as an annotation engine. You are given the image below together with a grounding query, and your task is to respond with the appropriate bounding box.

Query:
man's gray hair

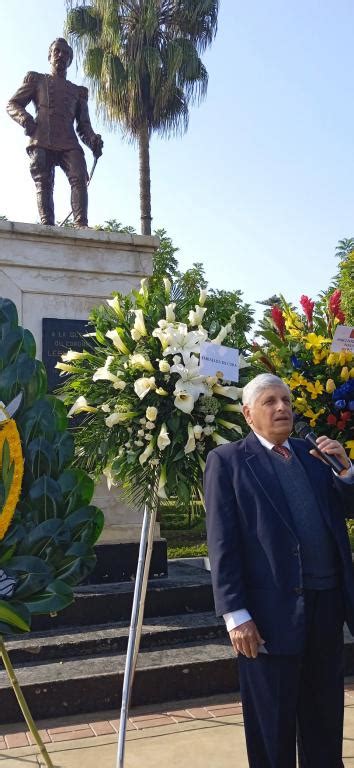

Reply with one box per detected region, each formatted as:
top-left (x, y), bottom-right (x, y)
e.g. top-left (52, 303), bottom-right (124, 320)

top-left (242, 374), bottom-right (291, 407)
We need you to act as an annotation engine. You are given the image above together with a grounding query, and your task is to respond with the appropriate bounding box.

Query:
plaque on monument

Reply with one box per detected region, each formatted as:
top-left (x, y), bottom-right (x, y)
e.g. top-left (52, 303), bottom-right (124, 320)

top-left (42, 317), bottom-right (92, 391)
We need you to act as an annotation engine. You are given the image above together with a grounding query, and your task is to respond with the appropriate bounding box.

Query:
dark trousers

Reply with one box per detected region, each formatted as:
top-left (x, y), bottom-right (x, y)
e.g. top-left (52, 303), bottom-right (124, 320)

top-left (28, 147), bottom-right (88, 226)
top-left (238, 589), bottom-right (345, 768)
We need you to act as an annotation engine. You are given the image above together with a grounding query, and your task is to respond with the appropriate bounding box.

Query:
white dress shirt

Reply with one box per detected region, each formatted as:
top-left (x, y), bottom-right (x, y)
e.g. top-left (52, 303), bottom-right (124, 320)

top-left (223, 430), bottom-right (353, 633)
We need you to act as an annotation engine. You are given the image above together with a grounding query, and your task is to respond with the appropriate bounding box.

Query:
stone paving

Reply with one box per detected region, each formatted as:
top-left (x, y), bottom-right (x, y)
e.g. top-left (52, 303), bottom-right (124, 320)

top-left (0, 680), bottom-right (353, 767)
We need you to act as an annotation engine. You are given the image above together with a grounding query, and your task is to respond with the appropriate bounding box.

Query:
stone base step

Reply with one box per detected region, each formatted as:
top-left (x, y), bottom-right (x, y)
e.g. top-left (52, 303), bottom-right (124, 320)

top-left (1, 634), bottom-right (354, 724)
top-left (5, 611), bottom-right (225, 664)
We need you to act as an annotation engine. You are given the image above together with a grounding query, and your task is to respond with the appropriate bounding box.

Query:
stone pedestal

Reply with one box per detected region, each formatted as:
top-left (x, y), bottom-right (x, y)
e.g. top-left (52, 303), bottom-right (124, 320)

top-left (0, 220), bottom-right (162, 544)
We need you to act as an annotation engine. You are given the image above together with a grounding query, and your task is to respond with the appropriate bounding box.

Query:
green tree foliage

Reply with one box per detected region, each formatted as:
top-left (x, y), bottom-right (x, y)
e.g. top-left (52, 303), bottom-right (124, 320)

top-left (0, 299), bottom-right (104, 634)
top-left (65, 0), bottom-right (219, 234)
top-left (335, 241), bottom-right (354, 326)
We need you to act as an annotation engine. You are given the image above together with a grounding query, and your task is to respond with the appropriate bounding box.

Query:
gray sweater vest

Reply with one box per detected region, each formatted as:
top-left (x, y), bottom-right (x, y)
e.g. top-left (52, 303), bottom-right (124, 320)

top-left (268, 449), bottom-right (339, 589)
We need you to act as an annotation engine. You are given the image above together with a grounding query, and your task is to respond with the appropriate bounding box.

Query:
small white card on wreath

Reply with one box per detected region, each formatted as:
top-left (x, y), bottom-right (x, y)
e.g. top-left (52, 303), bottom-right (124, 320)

top-left (199, 342), bottom-right (239, 382)
top-left (330, 325), bottom-right (354, 353)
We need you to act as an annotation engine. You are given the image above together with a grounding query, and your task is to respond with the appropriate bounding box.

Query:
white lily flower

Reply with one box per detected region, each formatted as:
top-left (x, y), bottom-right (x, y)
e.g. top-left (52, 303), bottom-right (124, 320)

top-left (107, 296), bottom-right (123, 319)
top-left (163, 277), bottom-right (171, 294)
top-left (199, 289), bottom-right (208, 306)
top-left (159, 359), bottom-right (170, 373)
top-left (157, 423), bottom-right (171, 451)
top-left (61, 349), bottom-right (85, 362)
top-left (146, 406), bottom-right (158, 421)
top-left (157, 319), bottom-right (169, 329)
top-left (171, 355), bottom-right (207, 400)
top-left (174, 390), bottom-right (195, 414)
top-left (134, 376), bottom-right (156, 399)
top-left (152, 327), bottom-right (169, 349)
top-left (184, 423), bottom-right (196, 454)
top-left (131, 309), bottom-right (147, 341)
top-left (188, 305), bottom-right (207, 327)
top-left (165, 303), bottom-right (176, 322)
top-left (213, 384), bottom-right (243, 400)
top-left (129, 353), bottom-right (154, 372)
top-left (106, 329), bottom-right (129, 354)
top-left (163, 325), bottom-right (208, 363)
top-left (139, 440), bottom-right (155, 465)
top-left (67, 396), bottom-right (97, 417)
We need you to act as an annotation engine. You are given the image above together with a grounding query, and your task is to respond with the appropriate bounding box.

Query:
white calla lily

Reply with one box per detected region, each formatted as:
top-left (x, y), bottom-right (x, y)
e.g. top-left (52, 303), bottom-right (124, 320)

top-left (55, 362), bottom-right (76, 375)
top-left (213, 384), bottom-right (243, 400)
top-left (103, 465), bottom-right (116, 491)
top-left (171, 355), bottom-right (207, 400)
top-left (188, 305), bottom-right (207, 327)
top-left (106, 329), bottom-right (129, 354)
top-left (184, 423), bottom-right (196, 454)
top-left (157, 464), bottom-right (168, 498)
top-left (163, 277), bottom-right (171, 294)
top-left (158, 359), bottom-right (170, 373)
top-left (157, 423), bottom-right (171, 451)
top-left (61, 349), bottom-right (85, 362)
top-left (139, 277), bottom-right (149, 295)
top-left (105, 411), bottom-right (136, 428)
top-left (134, 376), bottom-right (156, 399)
top-left (139, 440), bottom-right (155, 465)
top-left (93, 356), bottom-right (126, 390)
top-left (67, 396), bottom-right (97, 417)
top-left (131, 309), bottom-right (147, 341)
top-left (212, 432), bottom-right (231, 445)
top-left (165, 303), bottom-right (176, 322)
top-left (107, 296), bottom-right (123, 319)
top-left (193, 424), bottom-right (203, 440)
top-left (174, 390), bottom-right (195, 414)
top-left (199, 289), bottom-right (207, 306)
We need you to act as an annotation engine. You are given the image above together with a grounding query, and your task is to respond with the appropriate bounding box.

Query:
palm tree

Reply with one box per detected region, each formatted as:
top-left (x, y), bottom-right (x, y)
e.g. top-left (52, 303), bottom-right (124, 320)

top-left (65, 0), bottom-right (219, 234)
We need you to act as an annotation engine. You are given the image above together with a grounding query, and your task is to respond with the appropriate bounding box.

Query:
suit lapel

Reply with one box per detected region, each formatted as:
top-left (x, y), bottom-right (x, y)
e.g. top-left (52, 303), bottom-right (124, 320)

top-left (244, 432), bottom-right (297, 536)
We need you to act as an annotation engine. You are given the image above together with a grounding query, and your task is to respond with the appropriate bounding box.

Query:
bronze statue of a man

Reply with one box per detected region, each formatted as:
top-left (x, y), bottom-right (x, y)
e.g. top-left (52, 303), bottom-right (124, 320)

top-left (7, 38), bottom-right (103, 228)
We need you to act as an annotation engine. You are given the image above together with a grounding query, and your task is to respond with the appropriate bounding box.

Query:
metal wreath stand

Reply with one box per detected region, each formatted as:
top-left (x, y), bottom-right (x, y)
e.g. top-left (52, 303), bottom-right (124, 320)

top-left (116, 485), bottom-right (159, 768)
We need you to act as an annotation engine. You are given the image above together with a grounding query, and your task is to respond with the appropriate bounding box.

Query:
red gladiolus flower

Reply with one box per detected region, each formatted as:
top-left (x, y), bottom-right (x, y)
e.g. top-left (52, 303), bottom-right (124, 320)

top-left (271, 306), bottom-right (286, 340)
top-left (300, 295), bottom-right (315, 326)
top-left (328, 289), bottom-right (345, 323)
top-left (327, 414), bottom-right (337, 426)
top-left (336, 420), bottom-right (345, 431)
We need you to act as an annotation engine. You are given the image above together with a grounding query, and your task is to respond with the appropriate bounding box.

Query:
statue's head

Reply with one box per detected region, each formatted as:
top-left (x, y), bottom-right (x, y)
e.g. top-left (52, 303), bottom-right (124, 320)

top-left (48, 38), bottom-right (73, 75)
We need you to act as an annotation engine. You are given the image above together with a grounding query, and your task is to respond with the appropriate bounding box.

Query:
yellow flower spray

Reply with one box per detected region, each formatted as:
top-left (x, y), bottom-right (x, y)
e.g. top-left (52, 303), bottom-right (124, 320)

top-left (0, 420), bottom-right (24, 540)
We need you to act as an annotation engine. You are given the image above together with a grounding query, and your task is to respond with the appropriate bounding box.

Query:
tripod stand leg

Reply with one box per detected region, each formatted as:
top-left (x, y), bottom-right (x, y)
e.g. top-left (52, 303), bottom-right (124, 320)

top-left (0, 637), bottom-right (54, 768)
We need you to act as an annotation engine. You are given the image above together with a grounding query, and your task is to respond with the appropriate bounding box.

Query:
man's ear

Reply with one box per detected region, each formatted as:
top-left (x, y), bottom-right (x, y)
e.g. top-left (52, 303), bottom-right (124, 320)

top-left (243, 404), bottom-right (252, 427)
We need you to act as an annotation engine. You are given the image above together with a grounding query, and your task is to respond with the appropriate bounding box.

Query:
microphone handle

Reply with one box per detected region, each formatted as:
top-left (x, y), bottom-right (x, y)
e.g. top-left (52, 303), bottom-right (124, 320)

top-left (304, 432), bottom-right (346, 473)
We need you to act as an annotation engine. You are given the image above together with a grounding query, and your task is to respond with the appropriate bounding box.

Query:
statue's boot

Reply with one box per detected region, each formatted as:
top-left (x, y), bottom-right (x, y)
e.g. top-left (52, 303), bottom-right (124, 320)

top-left (35, 184), bottom-right (55, 226)
top-left (71, 182), bottom-right (88, 228)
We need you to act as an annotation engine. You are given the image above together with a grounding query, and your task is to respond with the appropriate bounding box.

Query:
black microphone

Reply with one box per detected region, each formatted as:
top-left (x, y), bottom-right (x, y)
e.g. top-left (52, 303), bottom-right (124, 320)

top-left (294, 421), bottom-right (347, 474)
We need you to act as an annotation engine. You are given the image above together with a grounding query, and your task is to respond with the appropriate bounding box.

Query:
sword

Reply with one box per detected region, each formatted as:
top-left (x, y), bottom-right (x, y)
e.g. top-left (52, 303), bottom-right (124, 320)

top-left (59, 154), bottom-right (100, 228)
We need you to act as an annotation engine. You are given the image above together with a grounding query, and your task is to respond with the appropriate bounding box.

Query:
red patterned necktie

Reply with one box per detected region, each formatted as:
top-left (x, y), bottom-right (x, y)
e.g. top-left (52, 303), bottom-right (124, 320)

top-left (272, 444), bottom-right (292, 460)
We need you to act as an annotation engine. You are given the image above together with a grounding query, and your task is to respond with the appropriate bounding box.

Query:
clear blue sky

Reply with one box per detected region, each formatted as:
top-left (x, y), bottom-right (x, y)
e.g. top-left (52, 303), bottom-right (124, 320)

top-left (2, 0), bottom-right (354, 317)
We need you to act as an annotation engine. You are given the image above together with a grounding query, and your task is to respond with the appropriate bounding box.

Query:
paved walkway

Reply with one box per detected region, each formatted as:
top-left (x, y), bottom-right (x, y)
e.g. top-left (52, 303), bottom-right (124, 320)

top-left (0, 680), bottom-right (353, 767)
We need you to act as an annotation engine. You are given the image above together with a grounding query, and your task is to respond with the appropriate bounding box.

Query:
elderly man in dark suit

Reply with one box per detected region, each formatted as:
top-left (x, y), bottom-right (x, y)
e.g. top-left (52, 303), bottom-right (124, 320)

top-left (7, 38), bottom-right (103, 227)
top-left (205, 373), bottom-right (354, 768)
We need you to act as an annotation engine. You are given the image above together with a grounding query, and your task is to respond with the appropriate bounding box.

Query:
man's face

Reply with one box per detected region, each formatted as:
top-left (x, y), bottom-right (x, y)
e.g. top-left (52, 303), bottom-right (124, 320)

top-left (49, 41), bottom-right (71, 76)
top-left (243, 385), bottom-right (293, 444)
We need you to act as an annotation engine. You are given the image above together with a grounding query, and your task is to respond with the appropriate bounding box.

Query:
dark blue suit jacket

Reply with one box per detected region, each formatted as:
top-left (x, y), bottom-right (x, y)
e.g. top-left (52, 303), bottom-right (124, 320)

top-left (204, 431), bottom-right (354, 654)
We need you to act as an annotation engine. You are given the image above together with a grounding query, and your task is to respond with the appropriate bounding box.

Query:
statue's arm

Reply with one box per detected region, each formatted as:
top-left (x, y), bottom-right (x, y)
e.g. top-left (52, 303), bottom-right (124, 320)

top-left (6, 72), bottom-right (39, 136)
top-left (76, 86), bottom-right (103, 158)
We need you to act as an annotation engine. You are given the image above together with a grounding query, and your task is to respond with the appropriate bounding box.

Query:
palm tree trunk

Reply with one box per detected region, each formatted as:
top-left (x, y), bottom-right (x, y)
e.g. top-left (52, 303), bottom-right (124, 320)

top-left (138, 122), bottom-right (152, 236)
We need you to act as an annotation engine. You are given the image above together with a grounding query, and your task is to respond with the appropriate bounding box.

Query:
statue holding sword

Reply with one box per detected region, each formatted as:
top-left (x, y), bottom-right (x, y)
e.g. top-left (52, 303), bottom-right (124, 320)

top-left (7, 38), bottom-right (103, 228)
